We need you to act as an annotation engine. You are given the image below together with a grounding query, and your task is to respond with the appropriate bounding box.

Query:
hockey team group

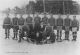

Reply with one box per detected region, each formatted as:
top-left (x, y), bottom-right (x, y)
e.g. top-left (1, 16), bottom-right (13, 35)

top-left (3, 13), bottom-right (79, 44)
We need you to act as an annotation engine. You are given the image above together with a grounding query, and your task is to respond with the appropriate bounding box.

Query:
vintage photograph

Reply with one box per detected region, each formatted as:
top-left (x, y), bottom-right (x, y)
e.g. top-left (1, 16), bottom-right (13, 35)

top-left (0, 0), bottom-right (80, 55)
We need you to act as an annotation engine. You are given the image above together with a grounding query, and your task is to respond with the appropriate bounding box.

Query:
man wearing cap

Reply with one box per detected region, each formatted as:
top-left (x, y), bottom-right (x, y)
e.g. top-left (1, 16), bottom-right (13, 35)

top-left (3, 14), bottom-right (11, 39)
top-left (71, 16), bottom-right (79, 41)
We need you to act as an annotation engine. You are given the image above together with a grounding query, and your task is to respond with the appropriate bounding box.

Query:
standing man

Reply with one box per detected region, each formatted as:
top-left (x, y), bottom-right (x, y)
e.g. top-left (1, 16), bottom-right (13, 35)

top-left (26, 14), bottom-right (33, 32)
top-left (3, 14), bottom-right (11, 39)
top-left (12, 14), bottom-right (19, 40)
top-left (48, 14), bottom-right (56, 32)
top-left (26, 14), bottom-right (33, 42)
top-left (47, 14), bottom-right (56, 43)
top-left (18, 14), bottom-right (25, 30)
top-left (56, 14), bottom-right (63, 42)
top-left (34, 14), bottom-right (41, 32)
top-left (18, 14), bottom-right (25, 42)
top-left (34, 13), bottom-right (42, 44)
top-left (64, 14), bottom-right (71, 41)
top-left (71, 16), bottom-right (79, 41)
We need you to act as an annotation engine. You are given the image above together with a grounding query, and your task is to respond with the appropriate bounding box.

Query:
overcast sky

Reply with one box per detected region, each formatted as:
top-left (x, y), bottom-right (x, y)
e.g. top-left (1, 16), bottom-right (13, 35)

top-left (0, 0), bottom-right (79, 11)
top-left (0, 0), bottom-right (35, 11)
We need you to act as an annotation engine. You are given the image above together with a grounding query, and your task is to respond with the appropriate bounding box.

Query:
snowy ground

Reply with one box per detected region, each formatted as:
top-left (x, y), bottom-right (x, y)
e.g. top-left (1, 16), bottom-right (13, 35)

top-left (0, 13), bottom-right (80, 55)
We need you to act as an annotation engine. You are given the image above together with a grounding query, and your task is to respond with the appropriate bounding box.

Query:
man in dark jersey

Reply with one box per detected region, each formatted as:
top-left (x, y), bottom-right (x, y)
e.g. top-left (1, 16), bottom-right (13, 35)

top-left (33, 14), bottom-right (42, 44)
top-left (26, 14), bottom-right (33, 30)
top-left (12, 14), bottom-right (19, 40)
top-left (71, 16), bottom-right (79, 41)
top-left (48, 14), bottom-right (56, 32)
top-left (64, 14), bottom-right (71, 41)
top-left (46, 14), bottom-right (56, 43)
top-left (18, 14), bottom-right (25, 42)
top-left (34, 14), bottom-right (41, 32)
top-left (25, 14), bottom-right (34, 43)
top-left (3, 14), bottom-right (11, 39)
top-left (56, 14), bottom-right (63, 42)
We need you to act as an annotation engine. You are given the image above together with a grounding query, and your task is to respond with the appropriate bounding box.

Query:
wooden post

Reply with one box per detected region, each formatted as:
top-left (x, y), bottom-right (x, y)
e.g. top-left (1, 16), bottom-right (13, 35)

top-left (43, 0), bottom-right (46, 13)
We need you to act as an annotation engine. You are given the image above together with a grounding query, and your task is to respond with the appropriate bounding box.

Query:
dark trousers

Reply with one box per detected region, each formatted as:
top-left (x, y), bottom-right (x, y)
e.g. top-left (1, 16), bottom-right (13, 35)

top-left (65, 31), bottom-right (69, 40)
top-left (13, 27), bottom-right (18, 39)
top-left (5, 29), bottom-right (10, 38)
top-left (18, 30), bottom-right (24, 42)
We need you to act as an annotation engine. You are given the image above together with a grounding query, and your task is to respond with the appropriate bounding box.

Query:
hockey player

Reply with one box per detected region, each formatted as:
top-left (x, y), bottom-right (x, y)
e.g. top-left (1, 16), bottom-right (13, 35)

top-left (71, 16), bottom-right (79, 41)
top-left (18, 14), bottom-right (25, 30)
top-left (34, 14), bottom-right (42, 44)
top-left (48, 14), bottom-right (56, 31)
top-left (25, 14), bottom-right (34, 42)
top-left (42, 23), bottom-right (55, 44)
top-left (3, 14), bottom-right (11, 39)
top-left (18, 14), bottom-right (25, 42)
top-left (26, 14), bottom-right (33, 32)
top-left (64, 14), bottom-right (71, 41)
top-left (34, 13), bottom-right (41, 32)
top-left (12, 14), bottom-right (19, 40)
top-left (56, 14), bottom-right (63, 42)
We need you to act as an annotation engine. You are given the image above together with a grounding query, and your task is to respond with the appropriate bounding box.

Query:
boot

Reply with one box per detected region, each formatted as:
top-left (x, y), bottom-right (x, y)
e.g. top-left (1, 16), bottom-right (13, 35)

top-left (72, 36), bottom-right (77, 41)
top-left (5, 33), bottom-right (7, 39)
top-left (15, 32), bottom-right (18, 40)
top-left (12, 33), bottom-right (15, 40)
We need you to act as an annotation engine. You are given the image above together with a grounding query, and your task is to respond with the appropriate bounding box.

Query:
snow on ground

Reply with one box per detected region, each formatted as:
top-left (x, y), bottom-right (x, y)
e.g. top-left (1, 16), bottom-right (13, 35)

top-left (0, 13), bottom-right (80, 55)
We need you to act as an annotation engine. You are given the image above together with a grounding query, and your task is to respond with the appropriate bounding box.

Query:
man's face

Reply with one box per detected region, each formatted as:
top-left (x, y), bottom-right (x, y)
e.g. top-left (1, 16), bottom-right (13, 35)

top-left (28, 14), bottom-right (30, 17)
top-left (20, 15), bottom-right (23, 18)
top-left (6, 14), bottom-right (9, 17)
top-left (67, 15), bottom-right (69, 18)
top-left (6, 15), bottom-right (9, 17)
top-left (73, 16), bottom-right (76, 20)
top-left (36, 14), bottom-right (39, 17)
top-left (14, 14), bottom-right (17, 17)
top-left (44, 14), bottom-right (47, 18)
top-left (59, 15), bottom-right (61, 18)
